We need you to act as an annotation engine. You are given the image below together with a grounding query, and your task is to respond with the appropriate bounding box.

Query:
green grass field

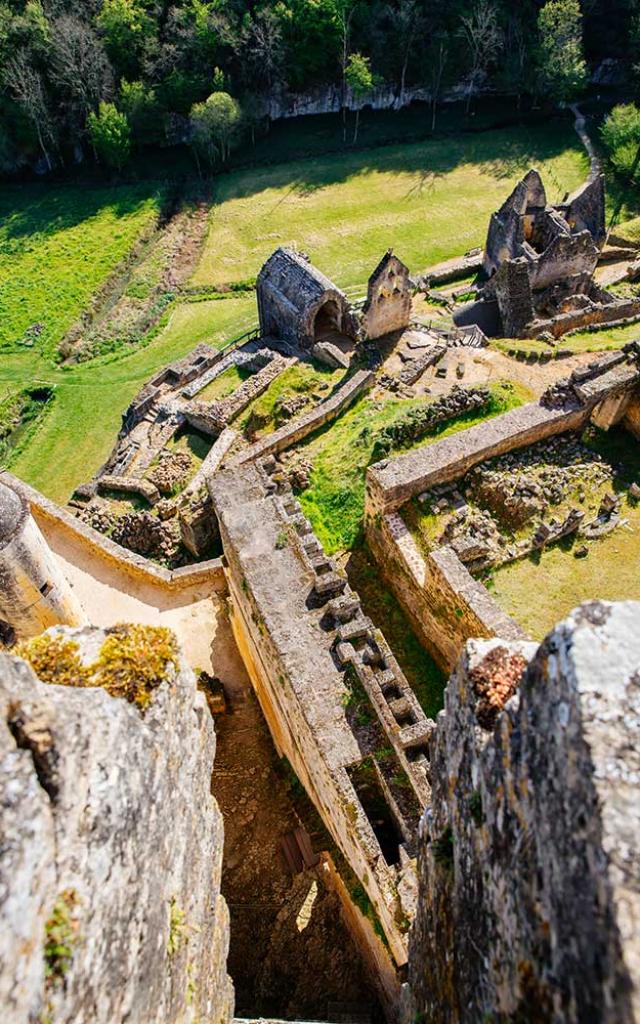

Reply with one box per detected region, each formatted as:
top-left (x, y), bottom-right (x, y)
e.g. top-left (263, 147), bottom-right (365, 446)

top-left (0, 117), bottom-right (589, 501)
top-left (193, 122), bottom-right (588, 291)
top-left (298, 381), bottom-right (529, 553)
top-left (0, 183), bottom-right (160, 358)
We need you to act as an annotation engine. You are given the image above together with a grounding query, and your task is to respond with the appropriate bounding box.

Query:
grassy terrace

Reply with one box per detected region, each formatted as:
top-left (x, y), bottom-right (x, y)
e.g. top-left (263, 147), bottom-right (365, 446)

top-left (298, 380), bottom-right (529, 554)
top-left (1, 114), bottom-right (587, 501)
top-left (487, 428), bottom-right (640, 640)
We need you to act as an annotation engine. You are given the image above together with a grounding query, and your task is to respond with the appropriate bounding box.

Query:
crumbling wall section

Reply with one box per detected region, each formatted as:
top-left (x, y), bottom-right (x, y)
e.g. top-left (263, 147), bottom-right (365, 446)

top-left (367, 511), bottom-right (526, 672)
top-left (362, 252), bottom-right (413, 340)
top-left (0, 628), bottom-right (233, 1024)
top-left (408, 601), bottom-right (640, 1023)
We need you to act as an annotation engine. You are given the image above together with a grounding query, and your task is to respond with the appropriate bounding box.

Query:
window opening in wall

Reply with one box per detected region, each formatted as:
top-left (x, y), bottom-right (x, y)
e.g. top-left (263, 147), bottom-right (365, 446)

top-left (347, 759), bottom-right (403, 866)
top-left (39, 581), bottom-right (52, 597)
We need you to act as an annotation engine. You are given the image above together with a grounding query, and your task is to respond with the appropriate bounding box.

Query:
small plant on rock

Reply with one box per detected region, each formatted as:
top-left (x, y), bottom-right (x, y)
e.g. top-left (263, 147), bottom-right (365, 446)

top-left (44, 889), bottom-right (80, 989)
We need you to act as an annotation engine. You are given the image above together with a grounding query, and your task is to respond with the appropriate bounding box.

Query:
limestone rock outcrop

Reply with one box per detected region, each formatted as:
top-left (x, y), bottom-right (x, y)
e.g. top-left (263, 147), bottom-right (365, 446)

top-left (0, 627), bottom-right (233, 1024)
top-left (408, 601), bottom-right (640, 1023)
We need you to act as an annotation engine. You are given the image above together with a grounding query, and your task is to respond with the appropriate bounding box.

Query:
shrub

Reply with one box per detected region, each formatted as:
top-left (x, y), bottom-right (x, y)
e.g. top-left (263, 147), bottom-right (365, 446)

top-left (88, 102), bottom-right (132, 171)
top-left (601, 104), bottom-right (640, 182)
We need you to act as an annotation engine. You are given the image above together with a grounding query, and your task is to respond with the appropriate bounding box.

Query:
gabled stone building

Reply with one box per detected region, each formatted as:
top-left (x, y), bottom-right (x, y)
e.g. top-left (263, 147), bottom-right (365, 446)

top-left (361, 250), bottom-right (412, 340)
top-left (256, 247), bottom-right (356, 349)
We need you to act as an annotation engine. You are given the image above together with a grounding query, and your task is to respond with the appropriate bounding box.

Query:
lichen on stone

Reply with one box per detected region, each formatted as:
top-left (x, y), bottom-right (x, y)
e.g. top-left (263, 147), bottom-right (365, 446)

top-left (14, 635), bottom-right (90, 689)
top-left (95, 623), bottom-right (178, 710)
top-left (15, 624), bottom-right (178, 711)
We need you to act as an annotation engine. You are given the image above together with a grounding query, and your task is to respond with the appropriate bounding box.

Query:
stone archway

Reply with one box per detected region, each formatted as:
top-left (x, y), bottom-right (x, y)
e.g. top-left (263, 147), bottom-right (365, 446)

top-left (313, 299), bottom-right (341, 341)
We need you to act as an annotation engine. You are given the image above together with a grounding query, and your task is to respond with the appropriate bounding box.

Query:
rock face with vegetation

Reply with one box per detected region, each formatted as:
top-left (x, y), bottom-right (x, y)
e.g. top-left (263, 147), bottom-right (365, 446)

top-left (408, 600), bottom-right (640, 1023)
top-left (0, 626), bottom-right (233, 1024)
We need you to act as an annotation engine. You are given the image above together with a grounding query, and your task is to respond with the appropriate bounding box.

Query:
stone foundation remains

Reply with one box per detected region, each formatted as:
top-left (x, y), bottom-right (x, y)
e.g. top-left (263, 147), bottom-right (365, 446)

top-left (365, 347), bottom-right (640, 670)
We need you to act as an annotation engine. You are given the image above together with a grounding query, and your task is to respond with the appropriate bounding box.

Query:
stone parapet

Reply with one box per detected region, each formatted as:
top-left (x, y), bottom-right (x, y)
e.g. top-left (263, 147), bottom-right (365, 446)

top-left (408, 601), bottom-right (640, 1023)
top-left (0, 627), bottom-right (233, 1024)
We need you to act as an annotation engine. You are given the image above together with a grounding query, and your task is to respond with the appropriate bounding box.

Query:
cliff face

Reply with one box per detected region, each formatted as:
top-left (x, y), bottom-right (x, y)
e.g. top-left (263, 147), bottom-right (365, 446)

top-left (0, 627), bottom-right (233, 1024)
top-left (408, 601), bottom-right (640, 1024)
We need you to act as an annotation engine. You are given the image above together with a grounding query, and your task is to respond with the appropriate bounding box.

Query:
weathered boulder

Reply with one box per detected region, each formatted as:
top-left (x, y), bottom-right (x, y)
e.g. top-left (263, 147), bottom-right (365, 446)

top-left (0, 626), bottom-right (233, 1024)
top-left (408, 601), bottom-right (640, 1023)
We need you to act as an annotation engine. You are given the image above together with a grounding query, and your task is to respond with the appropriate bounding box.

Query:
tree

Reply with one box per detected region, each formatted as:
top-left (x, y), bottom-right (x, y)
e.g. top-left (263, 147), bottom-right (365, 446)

top-left (460, 0), bottom-right (502, 113)
top-left (601, 103), bottom-right (640, 182)
top-left (334, 0), bottom-right (360, 142)
top-left (119, 79), bottom-right (163, 146)
top-left (88, 101), bottom-right (131, 170)
top-left (426, 33), bottom-right (448, 132)
top-left (345, 52), bottom-right (373, 143)
top-left (190, 91), bottom-right (242, 167)
top-left (537, 0), bottom-right (587, 104)
top-left (3, 52), bottom-right (55, 169)
top-left (95, 0), bottom-right (155, 78)
top-left (49, 16), bottom-right (113, 135)
top-left (233, 9), bottom-right (285, 93)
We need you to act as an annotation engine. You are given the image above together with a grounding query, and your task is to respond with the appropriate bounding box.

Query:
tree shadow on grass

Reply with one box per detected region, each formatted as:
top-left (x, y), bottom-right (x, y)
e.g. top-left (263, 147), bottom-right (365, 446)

top-left (0, 182), bottom-right (161, 243)
top-left (214, 116), bottom-right (583, 206)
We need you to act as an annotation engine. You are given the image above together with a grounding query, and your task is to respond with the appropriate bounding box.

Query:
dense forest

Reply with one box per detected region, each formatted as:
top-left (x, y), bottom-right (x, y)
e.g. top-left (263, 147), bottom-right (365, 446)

top-left (0, 0), bottom-right (638, 173)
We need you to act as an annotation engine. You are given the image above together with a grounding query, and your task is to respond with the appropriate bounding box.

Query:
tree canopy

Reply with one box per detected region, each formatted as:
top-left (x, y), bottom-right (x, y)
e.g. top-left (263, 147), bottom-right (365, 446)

top-left (0, 0), bottom-right (634, 174)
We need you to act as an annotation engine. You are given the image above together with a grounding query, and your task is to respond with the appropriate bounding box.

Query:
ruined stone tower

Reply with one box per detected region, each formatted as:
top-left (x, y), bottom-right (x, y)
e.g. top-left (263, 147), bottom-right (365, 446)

top-left (0, 477), bottom-right (86, 644)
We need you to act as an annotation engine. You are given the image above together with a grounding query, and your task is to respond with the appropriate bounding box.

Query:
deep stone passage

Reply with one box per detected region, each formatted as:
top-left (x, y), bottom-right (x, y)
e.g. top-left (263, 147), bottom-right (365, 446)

top-left (210, 651), bottom-right (383, 1020)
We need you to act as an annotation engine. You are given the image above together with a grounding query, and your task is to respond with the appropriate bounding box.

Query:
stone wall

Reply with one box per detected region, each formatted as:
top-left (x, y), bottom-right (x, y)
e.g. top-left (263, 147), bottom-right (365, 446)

top-left (365, 400), bottom-right (590, 515)
top-left (3, 472), bottom-right (227, 595)
top-left (184, 355), bottom-right (294, 436)
top-left (367, 511), bottom-right (526, 673)
top-left (361, 252), bottom-right (412, 341)
top-left (624, 391), bottom-right (640, 440)
top-left (408, 601), bottom-right (640, 1023)
top-left (0, 627), bottom-right (233, 1024)
top-left (232, 369), bottom-right (374, 466)
top-left (210, 460), bottom-right (434, 966)
top-left (526, 295), bottom-right (640, 339)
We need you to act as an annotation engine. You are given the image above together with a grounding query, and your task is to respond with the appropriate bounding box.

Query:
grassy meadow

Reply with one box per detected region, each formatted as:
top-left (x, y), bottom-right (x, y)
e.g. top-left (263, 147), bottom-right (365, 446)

top-left (193, 121), bottom-right (588, 292)
top-left (0, 114), bottom-right (589, 502)
top-left (0, 183), bottom-right (161, 358)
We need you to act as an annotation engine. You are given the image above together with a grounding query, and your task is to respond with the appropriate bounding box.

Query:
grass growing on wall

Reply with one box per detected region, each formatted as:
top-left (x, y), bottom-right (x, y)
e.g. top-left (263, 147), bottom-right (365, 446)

top-left (298, 381), bottom-right (530, 554)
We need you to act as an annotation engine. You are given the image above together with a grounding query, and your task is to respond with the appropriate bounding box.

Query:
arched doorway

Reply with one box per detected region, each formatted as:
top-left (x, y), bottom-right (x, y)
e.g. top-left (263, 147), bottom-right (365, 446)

top-left (313, 300), bottom-right (341, 341)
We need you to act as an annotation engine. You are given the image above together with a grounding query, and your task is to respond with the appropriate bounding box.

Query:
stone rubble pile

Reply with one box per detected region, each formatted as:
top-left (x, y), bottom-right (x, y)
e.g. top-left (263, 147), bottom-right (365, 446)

top-left (147, 451), bottom-right (193, 495)
top-left (417, 435), bottom-right (632, 574)
top-left (111, 510), bottom-right (181, 563)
